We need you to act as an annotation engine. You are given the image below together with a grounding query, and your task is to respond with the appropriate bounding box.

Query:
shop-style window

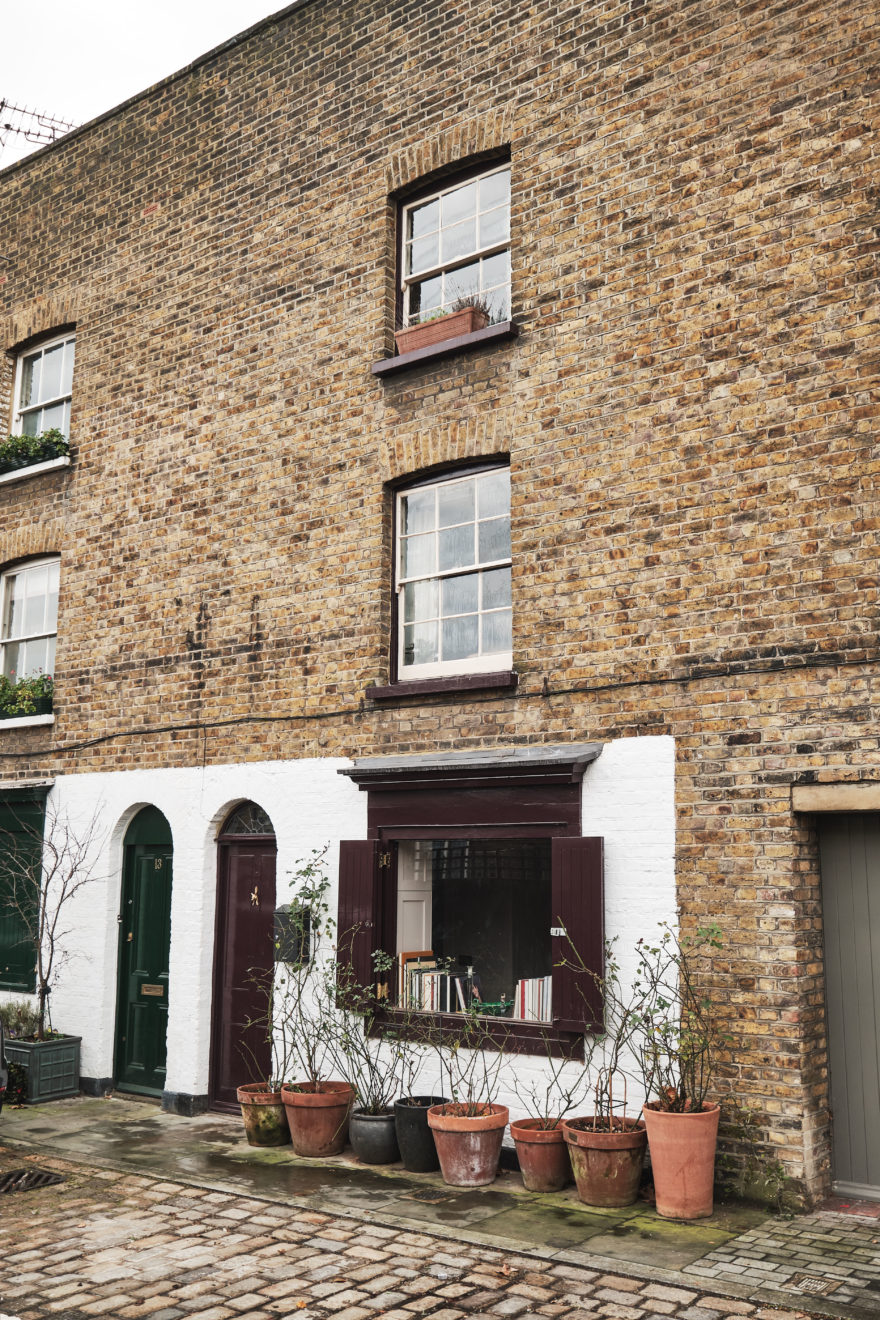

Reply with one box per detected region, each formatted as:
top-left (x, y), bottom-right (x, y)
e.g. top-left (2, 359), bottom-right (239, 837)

top-left (396, 466), bottom-right (512, 680)
top-left (12, 334), bottom-right (75, 437)
top-left (337, 744), bottom-right (605, 1053)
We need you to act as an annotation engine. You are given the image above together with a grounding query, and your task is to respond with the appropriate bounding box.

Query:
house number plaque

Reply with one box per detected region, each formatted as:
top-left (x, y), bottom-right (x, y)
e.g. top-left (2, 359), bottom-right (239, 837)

top-left (141, 984), bottom-right (164, 997)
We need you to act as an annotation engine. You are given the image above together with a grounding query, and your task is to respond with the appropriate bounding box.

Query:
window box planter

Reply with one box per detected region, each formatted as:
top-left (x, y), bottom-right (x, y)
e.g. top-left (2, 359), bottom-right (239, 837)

top-left (3, 1035), bottom-right (81, 1103)
top-left (0, 697), bottom-right (52, 720)
top-left (394, 305), bottom-right (489, 356)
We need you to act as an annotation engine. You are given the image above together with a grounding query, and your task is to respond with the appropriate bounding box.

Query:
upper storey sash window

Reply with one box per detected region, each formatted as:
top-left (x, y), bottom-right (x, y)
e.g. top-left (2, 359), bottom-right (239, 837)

top-left (13, 335), bottom-right (76, 437)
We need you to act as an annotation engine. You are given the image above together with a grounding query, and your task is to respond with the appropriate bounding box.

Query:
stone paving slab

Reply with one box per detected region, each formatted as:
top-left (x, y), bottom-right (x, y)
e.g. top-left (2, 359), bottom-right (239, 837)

top-left (1, 1097), bottom-right (878, 1320)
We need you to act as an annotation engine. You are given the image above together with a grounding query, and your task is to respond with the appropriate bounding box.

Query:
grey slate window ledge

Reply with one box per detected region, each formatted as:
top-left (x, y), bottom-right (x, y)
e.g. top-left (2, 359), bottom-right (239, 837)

top-left (365, 671), bottom-right (518, 701)
top-left (371, 320), bottom-right (519, 377)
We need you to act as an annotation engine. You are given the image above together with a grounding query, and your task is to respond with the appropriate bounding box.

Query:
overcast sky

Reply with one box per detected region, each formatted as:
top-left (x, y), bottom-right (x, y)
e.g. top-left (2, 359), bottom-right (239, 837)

top-left (0, 1), bottom-right (282, 168)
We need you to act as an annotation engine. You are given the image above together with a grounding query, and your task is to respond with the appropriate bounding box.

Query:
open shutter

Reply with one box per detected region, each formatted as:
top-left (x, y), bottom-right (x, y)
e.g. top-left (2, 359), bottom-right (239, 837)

top-left (337, 840), bottom-right (380, 1000)
top-left (0, 795), bottom-right (44, 993)
top-left (551, 837), bottom-right (604, 1032)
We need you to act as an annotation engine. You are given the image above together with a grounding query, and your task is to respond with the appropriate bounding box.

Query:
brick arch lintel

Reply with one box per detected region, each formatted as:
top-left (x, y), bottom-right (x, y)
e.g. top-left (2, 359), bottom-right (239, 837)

top-left (378, 411), bottom-right (512, 486)
top-left (385, 109), bottom-right (517, 196)
top-left (2, 292), bottom-right (82, 355)
top-left (0, 525), bottom-right (63, 571)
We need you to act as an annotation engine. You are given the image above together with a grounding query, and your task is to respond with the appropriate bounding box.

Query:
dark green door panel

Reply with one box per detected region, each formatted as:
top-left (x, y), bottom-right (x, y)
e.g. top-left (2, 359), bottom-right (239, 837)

top-left (115, 808), bottom-right (173, 1096)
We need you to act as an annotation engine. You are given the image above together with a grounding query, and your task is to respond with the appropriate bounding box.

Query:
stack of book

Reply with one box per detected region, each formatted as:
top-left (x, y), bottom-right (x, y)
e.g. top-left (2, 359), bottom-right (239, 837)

top-left (399, 952), bottom-right (473, 1013)
top-left (511, 975), bottom-right (552, 1022)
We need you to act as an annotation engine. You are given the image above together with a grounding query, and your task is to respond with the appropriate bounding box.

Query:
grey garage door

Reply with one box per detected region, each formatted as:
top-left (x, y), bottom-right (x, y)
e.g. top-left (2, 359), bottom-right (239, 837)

top-left (819, 813), bottom-right (880, 1198)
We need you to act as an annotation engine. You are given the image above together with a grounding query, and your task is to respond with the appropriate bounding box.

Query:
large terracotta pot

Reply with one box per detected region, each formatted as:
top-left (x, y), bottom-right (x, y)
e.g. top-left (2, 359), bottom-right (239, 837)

top-left (562, 1116), bottom-right (647, 1207)
top-left (643, 1102), bottom-right (720, 1219)
top-left (236, 1083), bottom-right (291, 1147)
top-left (281, 1081), bottom-right (354, 1157)
top-left (509, 1118), bottom-right (571, 1192)
top-left (427, 1103), bottom-right (509, 1187)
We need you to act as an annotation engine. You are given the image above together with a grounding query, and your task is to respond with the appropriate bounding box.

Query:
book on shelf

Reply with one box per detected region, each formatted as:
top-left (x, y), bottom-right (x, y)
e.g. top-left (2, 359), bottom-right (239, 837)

top-left (511, 974), bottom-right (552, 1022)
top-left (398, 951), bottom-right (473, 1012)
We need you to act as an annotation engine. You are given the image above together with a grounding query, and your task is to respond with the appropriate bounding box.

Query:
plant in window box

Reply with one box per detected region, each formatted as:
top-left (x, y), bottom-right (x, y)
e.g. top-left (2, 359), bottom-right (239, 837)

top-left (426, 1010), bottom-right (510, 1187)
top-left (0, 429), bottom-right (69, 475)
top-left (629, 923), bottom-right (729, 1220)
top-left (394, 295), bottom-right (492, 357)
top-left (0, 673), bottom-right (54, 720)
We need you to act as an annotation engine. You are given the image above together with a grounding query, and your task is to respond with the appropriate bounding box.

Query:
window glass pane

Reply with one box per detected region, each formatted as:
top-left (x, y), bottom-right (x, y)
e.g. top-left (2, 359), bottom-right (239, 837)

top-left (19, 354), bottom-right (39, 410)
top-left (40, 402), bottom-right (67, 434)
top-left (21, 411), bottom-right (40, 438)
top-left (444, 261), bottom-right (481, 305)
top-left (401, 531), bottom-right (435, 579)
top-left (438, 523), bottom-right (475, 572)
top-left (479, 169), bottom-right (510, 211)
top-left (403, 579), bottom-right (437, 623)
top-left (441, 218), bottom-right (476, 263)
top-left (441, 180), bottom-right (477, 226)
top-left (402, 488), bottom-right (435, 535)
top-left (5, 574), bottom-right (27, 639)
top-left (482, 608), bottom-right (512, 654)
top-left (408, 198), bottom-right (439, 240)
top-left (46, 562), bottom-right (60, 628)
top-left (409, 275), bottom-right (442, 319)
top-left (403, 621), bottom-right (438, 668)
top-left (409, 233), bottom-right (439, 274)
top-left (397, 837), bottom-right (551, 1018)
top-left (3, 641), bottom-right (21, 680)
top-left (40, 344), bottom-right (63, 401)
top-left (482, 249), bottom-right (510, 289)
top-left (45, 636), bottom-right (56, 675)
top-left (61, 340), bottom-right (75, 395)
top-left (441, 574), bottom-right (479, 617)
top-left (479, 206), bottom-right (509, 248)
top-left (482, 566), bottom-right (511, 611)
top-left (477, 469), bottom-right (510, 519)
top-left (437, 480), bottom-right (474, 528)
top-left (478, 517), bottom-right (511, 563)
top-left (23, 565), bottom-right (49, 636)
top-left (441, 613), bottom-right (478, 661)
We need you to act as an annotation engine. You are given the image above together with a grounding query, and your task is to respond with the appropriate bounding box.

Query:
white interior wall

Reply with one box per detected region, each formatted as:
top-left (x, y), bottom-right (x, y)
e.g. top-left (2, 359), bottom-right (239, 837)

top-left (0, 735), bottom-right (675, 1113)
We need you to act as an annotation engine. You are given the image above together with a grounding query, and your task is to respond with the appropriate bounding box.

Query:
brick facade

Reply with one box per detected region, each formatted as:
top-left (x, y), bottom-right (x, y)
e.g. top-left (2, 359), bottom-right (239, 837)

top-left (1, 0), bottom-right (878, 1200)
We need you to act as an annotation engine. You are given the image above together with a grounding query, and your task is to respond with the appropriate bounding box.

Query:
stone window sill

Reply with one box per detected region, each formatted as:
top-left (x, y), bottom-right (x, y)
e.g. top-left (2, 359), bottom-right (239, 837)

top-left (0, 457), bottom-right (70, 487)
top-left (371, 321), bottom-right (519, 377)
top-left (365, 671), bottom-right (518, 701)
top-left (0, 714), bottom-right (55, 730)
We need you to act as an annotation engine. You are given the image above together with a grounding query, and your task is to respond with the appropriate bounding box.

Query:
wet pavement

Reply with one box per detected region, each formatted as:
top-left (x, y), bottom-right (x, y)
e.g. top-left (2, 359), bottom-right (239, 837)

top-left (0, 1095), bottom-right (878, 1319)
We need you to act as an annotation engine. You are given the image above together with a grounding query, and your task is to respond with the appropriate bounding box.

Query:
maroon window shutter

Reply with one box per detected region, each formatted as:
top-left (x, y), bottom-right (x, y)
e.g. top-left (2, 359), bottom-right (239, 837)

top-left (551, 837), bottom-right (604, 1032)
top-left (337, 840), bottom-right (380, 996)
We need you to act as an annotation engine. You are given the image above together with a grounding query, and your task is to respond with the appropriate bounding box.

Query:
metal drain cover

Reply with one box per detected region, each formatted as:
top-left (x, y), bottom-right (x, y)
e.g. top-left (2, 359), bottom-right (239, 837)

top-left (787, 1274), bottom-right (841, 1296)
top-left (403, 1188), bottom-right (450, 1203)
top-left (0, 1167), bottom-right (64, 1194)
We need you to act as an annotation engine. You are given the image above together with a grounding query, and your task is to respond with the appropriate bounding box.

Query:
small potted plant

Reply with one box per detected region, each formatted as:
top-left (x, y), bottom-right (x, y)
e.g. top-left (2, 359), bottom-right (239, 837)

top-left (427, 1011), bottom-right (509, 1187)
top-left (394, 295), bottom-right (491, 357)
top-left (631, 923), bottom-right (727, 1220)
top-left (508, 1036), bottom-right (587, 1193)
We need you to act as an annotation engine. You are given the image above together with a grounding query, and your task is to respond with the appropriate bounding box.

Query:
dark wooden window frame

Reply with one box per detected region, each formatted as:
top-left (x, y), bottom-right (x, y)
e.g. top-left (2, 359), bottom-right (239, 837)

top-left (0, 786), bottom-right (48, 993)
top-left (338, 746), bottom-right (604, 1059)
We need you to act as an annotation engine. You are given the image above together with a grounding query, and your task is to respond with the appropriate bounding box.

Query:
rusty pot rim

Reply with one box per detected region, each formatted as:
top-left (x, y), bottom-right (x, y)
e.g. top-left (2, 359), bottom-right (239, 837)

top-left (427, 1102), bottom-right (509, 1132)
top-left (509, 1117), bottom-right (567, 1143)
top-left (236, 1083), bottom-right (283, 1105)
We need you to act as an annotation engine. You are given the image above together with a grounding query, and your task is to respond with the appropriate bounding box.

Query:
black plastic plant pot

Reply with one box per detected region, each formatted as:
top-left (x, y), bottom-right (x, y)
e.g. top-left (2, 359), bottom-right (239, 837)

top-left (394, 1095), bottom-right (449, 1172)
top-left (349, 1108), bottom-right (400, 1164)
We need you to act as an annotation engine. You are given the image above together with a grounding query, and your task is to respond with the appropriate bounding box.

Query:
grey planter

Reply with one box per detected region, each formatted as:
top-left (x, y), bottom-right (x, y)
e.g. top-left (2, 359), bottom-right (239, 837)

top-left (4, 1035), bottom-right (81, 1103)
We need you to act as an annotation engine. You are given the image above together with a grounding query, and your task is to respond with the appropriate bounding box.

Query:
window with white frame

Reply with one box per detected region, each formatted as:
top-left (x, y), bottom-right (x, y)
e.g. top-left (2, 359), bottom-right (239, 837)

top-left (0, 559), bottom-right (60, 681)
top-left (401, 165), bottom-right (511, 327)
top-left (12, 334), bottom-right (75, 437)
top-left (396, 466), bottom-right (512, 679)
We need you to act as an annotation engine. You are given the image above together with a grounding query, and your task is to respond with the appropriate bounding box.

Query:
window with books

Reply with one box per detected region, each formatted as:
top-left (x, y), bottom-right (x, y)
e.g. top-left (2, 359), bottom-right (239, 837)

top-left (337, 743), bottom-right (605, 1054)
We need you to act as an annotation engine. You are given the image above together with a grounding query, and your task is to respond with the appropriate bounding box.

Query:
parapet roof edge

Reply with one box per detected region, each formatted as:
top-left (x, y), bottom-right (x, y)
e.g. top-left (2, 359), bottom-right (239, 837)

top-left (0, 0), bottom-right (318, 181)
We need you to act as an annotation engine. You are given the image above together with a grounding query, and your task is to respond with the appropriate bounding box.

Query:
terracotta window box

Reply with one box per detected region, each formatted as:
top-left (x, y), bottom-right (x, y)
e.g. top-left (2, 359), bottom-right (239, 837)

top-left (394, 305), bottom-right (489, 356)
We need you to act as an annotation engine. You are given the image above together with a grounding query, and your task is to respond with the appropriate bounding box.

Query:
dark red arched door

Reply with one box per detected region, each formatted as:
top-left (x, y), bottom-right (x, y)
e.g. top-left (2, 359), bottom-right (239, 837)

top-left (210, 802), bottom-right (277, 1110)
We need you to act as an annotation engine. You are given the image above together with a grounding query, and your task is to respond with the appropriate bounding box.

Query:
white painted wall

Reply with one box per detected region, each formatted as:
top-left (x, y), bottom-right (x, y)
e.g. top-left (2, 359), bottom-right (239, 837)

top-left (0, 735), bottom-right (675, 1118)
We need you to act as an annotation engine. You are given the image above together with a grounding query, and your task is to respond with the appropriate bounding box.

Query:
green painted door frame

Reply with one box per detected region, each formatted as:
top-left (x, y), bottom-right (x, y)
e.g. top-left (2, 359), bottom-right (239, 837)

top-left (115, 807), bottom-right (173, 1096)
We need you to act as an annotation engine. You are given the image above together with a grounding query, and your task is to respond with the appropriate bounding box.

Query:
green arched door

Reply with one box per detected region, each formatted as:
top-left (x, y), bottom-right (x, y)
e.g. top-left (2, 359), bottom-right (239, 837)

top-left (115, 806), bottom-right (173, 1095)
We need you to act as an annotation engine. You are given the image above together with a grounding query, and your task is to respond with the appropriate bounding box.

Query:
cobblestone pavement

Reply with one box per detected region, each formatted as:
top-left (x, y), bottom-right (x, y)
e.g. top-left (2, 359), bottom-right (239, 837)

top-left (684, 1211), bottom-right (880, 1312)
top-left (0, 1150), bottom-right (854, 1320)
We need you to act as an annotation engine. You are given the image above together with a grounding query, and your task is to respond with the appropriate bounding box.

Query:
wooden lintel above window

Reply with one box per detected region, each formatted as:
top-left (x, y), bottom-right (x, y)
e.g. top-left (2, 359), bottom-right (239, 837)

top-left (339, 742), bottom-right (603, 794)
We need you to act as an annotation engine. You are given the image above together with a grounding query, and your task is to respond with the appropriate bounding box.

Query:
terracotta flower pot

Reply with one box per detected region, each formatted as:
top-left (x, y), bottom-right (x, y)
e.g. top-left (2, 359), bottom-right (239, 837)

top-left (510, 1118), bottom-right (572, 1192)
top-left (427, 1103), bottom-right (509, 1187)
top-left (562, 1116), bottom-right (647, 1207)
top-left (643, 1102), bottom-right (720, 1219)
top-left (236, 1083), bottom-right (291, 1147)
top-left (281, 1081), bottom-right (354, 1157)
top-left (394, 305), bottom-right (489, 356)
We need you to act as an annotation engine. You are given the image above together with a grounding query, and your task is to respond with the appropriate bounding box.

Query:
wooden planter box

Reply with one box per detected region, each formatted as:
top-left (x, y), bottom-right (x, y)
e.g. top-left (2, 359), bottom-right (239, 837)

top-left (4, 1036), bottom-right (81, 1103)
top-left (0, 697), bottom-right (52, 720)
top-left (395, 305), bottom-right (489, 356)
